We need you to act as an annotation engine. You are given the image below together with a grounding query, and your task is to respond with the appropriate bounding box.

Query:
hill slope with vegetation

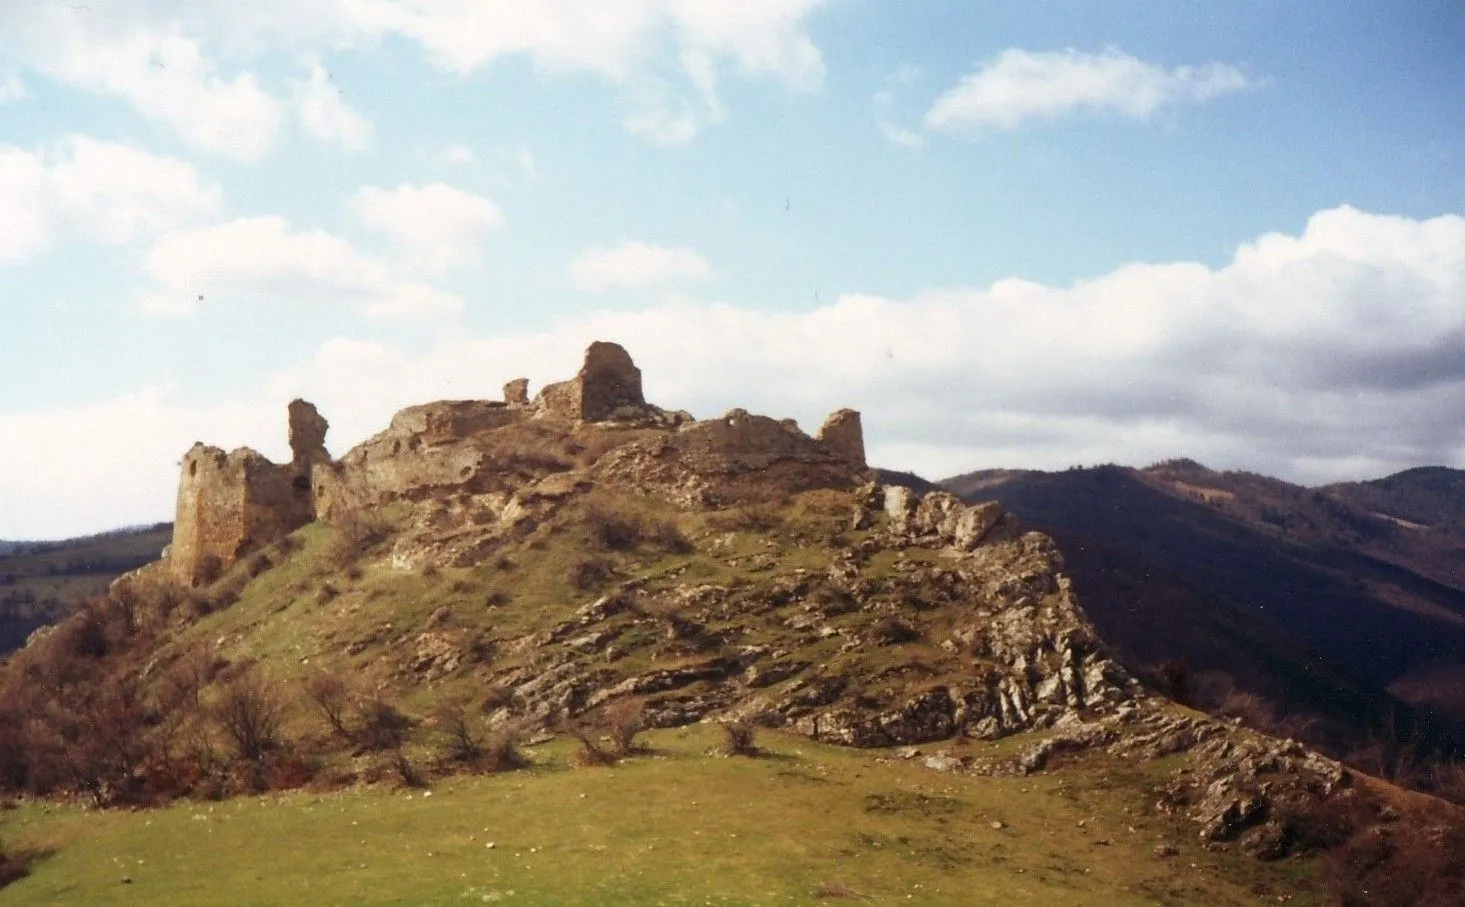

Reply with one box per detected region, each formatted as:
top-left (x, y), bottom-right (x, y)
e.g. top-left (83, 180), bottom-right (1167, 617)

top-left (0, 525), bottom-right (170, 654)
top-left (942, 463), bottom-right (1465, 785)
top-left (2, 345), bottom-right (1461, 905)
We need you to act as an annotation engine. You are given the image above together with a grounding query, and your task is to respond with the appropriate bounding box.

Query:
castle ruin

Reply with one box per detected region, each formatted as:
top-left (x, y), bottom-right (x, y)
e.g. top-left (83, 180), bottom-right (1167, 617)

top-left (166, 342), bottom-right (867, 585)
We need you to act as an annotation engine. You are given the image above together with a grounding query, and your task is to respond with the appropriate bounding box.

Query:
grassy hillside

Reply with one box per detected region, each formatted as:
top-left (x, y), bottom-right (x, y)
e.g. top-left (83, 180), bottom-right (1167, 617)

top-left (0, 723), bottom-right (1322, 907)
top-left (2, 441), bottom-right (1460, 906)
top-left (0, 525), bottom-right (171, 653)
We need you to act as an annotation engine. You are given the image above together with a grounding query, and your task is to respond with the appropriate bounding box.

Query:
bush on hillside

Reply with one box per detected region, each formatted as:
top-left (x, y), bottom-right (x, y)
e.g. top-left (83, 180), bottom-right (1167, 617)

top-left (214, 670), bottom-right (287, 762)
top-left (719, 719), bottom-right (759, 757)
top-left (602, 697), bottom-right (648, 756)
top-left (567, 556), bottom-right (614, 590)
top-left (585, 505), bottom-right (644, 551)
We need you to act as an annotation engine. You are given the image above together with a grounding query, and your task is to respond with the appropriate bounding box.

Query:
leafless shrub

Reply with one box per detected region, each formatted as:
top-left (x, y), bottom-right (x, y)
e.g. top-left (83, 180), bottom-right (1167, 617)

top-left (643, 519), bottom-right (693, 554)
top-left (567, 556), bottom-right (614, 590)
top-left (585, 505), bottom-right (644, 551)
top-left (719, 719), bottom-right (759, 757)
top-left (869, 616), bottom-right (920, 646)
top-left (1322, 805), bottom-right (1465, 907)
top-left (327, 511), bottom-right (393, 567)
top-left (570, 729), bottom-right (618, 767)
top-left (214, 670), bottom-right (287, 762)
top-left (388, 748), bottom-right (425, 788)
top-left (433, 702), bottom-right (484, 766)
top-left (602, 697), bottom-right (647, 756)
top-left (707, 505), bottom-right (782, 533)
top-left (481, 721), bottom-right (530, 773)
top-left (265, 753), bottom-right (315, 791)
top-left (354, 697), bottom-right (414, 753)
top-left (244, 552), bottom-right (273, 579)
top-left (1150, 658), bottom-right (1192, 706)
top-left (304, 671), bottom-right (354, 743)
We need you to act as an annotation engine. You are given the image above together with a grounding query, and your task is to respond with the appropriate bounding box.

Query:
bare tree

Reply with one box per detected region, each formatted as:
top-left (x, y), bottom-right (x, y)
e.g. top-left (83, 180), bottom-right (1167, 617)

top-left (214, 670), bottom-right (286, 762)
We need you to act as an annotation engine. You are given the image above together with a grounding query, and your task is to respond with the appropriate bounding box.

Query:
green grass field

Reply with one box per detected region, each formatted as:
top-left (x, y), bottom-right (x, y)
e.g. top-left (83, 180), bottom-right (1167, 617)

top-left (0, 725), bottom-right (1320, 906)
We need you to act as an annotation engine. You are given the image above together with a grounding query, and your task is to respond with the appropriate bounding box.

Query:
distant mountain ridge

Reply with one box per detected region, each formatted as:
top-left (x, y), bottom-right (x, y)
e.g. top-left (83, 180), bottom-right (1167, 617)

top-left (942, 461), bottom-right (1465, 758)
top-left (0, 523), bottom-right (171, 653)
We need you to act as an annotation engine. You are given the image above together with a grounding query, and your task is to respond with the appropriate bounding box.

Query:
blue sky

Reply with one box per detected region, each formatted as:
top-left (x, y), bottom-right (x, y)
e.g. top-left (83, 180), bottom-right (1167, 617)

top-left (2, 1), bottom-right (1464, 539)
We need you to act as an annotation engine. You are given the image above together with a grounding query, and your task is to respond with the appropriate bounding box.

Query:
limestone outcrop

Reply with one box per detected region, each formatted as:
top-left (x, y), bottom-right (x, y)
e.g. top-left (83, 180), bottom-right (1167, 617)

top-left (593, 407), bottom-right (869, 507)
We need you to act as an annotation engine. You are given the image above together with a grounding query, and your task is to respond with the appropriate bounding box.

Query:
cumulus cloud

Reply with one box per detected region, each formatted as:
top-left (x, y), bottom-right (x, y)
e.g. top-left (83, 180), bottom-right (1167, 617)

top-left (0, 1), bottom-right (828, 148)
top-left (926, 46), bottom-right (1259, 132)
top-left (286, 205), bottom-right (1465, 483)
top-left (140, 215), bottom-right (463, 320)
top-left (569, 241), bottom-right (712, 290)
top-left (0, 11), bottom-right (284, 161)
top-left (291, 57), bottom-right (373, 149)
top-left (380, 0), bottom-right (826, 91)
top-left (353, 182), bottom-right (503, 273)
top-left (9, 205), bottom-right (1465, 538)
top-left (873, 67), bottom-right (924, 149)
top-left (0, 136), bottom-right (222, 265)
top-left (0, 387), bottom-right (281, 540)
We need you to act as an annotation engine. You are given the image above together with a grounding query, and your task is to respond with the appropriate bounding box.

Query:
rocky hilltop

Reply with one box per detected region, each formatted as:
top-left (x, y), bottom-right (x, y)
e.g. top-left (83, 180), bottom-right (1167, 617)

top-left (100, 342), bottom-right (1364, 856)
top-left (166, 341), bottom-right (865, 585)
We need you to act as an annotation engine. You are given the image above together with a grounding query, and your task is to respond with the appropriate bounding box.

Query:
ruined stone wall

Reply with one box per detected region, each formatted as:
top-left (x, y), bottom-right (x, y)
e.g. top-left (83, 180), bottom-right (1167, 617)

top-left (167, 400), bottom-right (328, 585)
top-left (816, 409), bottom-right (865, 466)
top-left (169, 446), bottom-right (312, 584)
top-left (166, 343), bottom-right (870, 576)
top-left (534, 341), bottom-right (645, 422)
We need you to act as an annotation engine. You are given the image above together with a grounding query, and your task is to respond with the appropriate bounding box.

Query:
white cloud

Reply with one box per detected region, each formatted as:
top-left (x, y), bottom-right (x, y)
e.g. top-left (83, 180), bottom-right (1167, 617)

top-left (926, 46), bottom-right (1259, 132)
top-left (0, 136), bottom-right (222, 265)
top-left (291, 57), bottom-right (373, 149)
top-left (0, 12), bottom-right (284, 161)
top-left (0, 387), bottom-right (279, 540)
top-left (381, 0), bottom-right (826, 91)
top-left (140, 215), bottom-right (463, 320)
top-left (11, 205), bottom-right (1464, 538)
top-left (0, 1), bottom-right (828, 148)
top-left (445, 144), bottom-right (476, 165)
top-left (353, 183), bottom-right (503, 273)
top-left (873, 66), bottom-right (924, 149)
top-left (0, 74), bottom-right (26, 102)
top-left (0, 148), bottom-right (51, 265)
top-left (569, 241), bottom-right (712, 290)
